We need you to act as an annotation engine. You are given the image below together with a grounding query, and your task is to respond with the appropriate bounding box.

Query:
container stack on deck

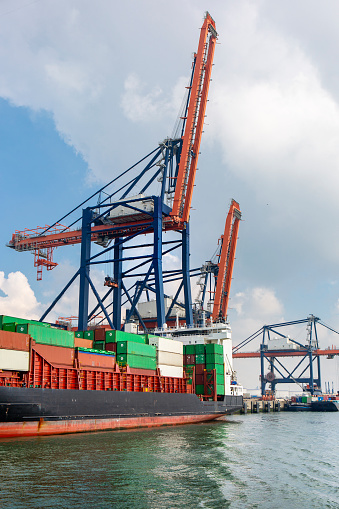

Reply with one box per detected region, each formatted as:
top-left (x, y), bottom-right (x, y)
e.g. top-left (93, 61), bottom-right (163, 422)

top-left (183, 343), bottom-right (225, 396)
top-left (148, 335), bottom-right (183, 378)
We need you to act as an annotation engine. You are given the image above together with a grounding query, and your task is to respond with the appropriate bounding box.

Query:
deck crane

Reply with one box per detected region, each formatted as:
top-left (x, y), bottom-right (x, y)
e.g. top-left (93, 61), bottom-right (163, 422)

top-left (7, 13), bottom-right (218, 332)
top-left (194, 199), bottom-right (241, 323)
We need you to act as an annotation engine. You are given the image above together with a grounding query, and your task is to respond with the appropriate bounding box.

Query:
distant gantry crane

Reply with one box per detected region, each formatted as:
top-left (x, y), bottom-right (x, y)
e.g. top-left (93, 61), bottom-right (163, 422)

top-left (7, 13), bottom-right (218, 332)
top-left (233, 315), bottom-right (339, 395)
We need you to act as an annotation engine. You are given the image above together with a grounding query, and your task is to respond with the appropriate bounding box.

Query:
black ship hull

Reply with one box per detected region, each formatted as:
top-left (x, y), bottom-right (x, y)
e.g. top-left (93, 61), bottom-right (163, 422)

top-left (0, 387), bottom-right (243, 437)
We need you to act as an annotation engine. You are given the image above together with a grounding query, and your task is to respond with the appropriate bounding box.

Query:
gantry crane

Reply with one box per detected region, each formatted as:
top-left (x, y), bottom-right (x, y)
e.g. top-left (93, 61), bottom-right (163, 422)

top-left (194, 199), bottom-right (241, 323)
top-left (233, 315), bottom-right (339, 395)
top-left (7, 13), bottom-right (218, 332)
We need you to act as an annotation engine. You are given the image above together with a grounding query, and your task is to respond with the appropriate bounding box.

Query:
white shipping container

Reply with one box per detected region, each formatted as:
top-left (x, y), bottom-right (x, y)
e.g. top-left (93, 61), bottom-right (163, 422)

top-left (157, 351), bottom-right (183, 367)
top-left (158, 364), bottom-right (183, 378)
top-left (0, 349), bottom-right (30, 371)
top-left (148, 336), bottom-right (183, 354)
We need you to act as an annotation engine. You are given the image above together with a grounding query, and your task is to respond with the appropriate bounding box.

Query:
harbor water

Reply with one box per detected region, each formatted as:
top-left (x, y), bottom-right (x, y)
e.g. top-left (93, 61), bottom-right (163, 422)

top-left (0, 413), bottom-right (338, 508)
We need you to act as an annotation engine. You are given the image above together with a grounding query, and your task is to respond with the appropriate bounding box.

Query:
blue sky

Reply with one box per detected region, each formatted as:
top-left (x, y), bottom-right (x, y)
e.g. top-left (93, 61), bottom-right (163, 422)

top-left (1, 0), bottom-right (339, 390)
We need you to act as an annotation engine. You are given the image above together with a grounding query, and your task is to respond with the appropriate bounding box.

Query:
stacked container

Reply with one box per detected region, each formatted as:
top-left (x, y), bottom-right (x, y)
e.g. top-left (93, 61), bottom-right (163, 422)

top-left (205, 343), bottom-right (225, 395)
top-left (0, 329), bottom-right (30, 371)
top-left (116, 341), bottom-right (156, 370)
top-left (148, 336), bottom-right (183, 378)
top-left (183, 343), bottom-right (225, 396)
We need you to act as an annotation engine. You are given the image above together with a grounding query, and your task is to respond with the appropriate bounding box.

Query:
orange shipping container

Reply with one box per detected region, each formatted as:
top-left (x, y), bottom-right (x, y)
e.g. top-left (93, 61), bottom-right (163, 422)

top-left (0, 330), bottom-right (30, 352)
top-left (32, 342), bottom-right (75, 367)
top-left (74, 338), bottom-right (93, 349)
top-left (77, 351), bottom-right (116, 369)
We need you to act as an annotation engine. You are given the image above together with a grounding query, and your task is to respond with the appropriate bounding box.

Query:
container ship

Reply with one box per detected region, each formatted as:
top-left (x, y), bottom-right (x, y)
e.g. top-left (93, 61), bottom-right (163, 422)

top-left (0, 314), bottom-right (243, 438)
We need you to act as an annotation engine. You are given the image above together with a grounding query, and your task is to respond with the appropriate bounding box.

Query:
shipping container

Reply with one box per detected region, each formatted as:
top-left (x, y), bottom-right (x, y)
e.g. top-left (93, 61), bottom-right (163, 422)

top-left (195, 354), bottom-right (205, 364)
top-left (106, 330), bottom-right (147, 344)
top-left (94, 328), bottom-right (107, 341)
top-left (84, 330), bottom-right (95, 341)
top-left (74, 331), bottom-right (84, 338)
top-left (205, 343), bottom-right (223, 355)
top-left (0, 330), bottom-right (30, 352)
top-left (195, 374), bottom-right (204, 385)
top-left (116, 341), bottom-right (156, 357)
top-left (93, 340), bottom-right (105, 350)
top-left (185, 345), bottom-right (195, 355)
top-left (74, 338), bottom-right (93, 349)
top-left (195, 363), bottom-right (205, 375)
top-left (33, 342), bottom-right (75, 367)
top-left (194, 344), bottom-right (205, 355)
top-left (117, 354), bottom-right (157, 370)
top-left (184, 354), bottom-right (195, 364)
top-left (206, 353), bottom-right (224, 365)
top-left (2, 323), bottom-right (16, 332)
top-left (0, 315), bottom-right (50, 329)
top-left (157, 351), bottom-right (183, 367)
top-left (76, 348), bottom-right (116, 369)
top-left (206, 363), bottom-right (224, 375)
top-left (157, 364), bottom-right (183, 378)
top-left (105, 342), bottom-right (117, 353)
top-left (148, 336), bottom-right (183, 354)
top-left (0, 348), bottom-right (29, 371)
top-left (195, 384), bottom-right (205, 394)
top-left (27, 324), bottom-right (74, 348)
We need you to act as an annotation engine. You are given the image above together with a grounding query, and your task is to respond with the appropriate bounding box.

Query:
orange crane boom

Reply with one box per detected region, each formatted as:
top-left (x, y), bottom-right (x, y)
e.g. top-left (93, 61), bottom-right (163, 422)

top-left (212, 200), bottom-right (241, 321)
top-left (170, 12), bottom-right (217, 223)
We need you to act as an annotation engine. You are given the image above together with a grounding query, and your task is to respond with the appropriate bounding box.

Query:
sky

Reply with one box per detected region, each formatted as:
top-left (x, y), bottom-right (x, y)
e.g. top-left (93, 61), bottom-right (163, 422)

top-left (1, 0), bottom-right (339, 391)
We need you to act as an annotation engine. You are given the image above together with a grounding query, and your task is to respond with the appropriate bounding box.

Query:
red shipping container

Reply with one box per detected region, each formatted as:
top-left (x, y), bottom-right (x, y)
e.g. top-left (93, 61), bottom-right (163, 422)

top-left (126, 367), bottom-right (157, 376)
top-left (0, 330), bottom-right (30, 352)
top-left (94, 328), bottom-right (107, 341)
top-left (77, 351), bottom-right (116, 369)
top-left (105, 343), bottom-right (117, 353)
top-left (32, 342), bottom-right (75, 366)
top-left (195, 363), bottom-right (206, 375)
top-left (195, 374), bottom-right (204, 385)
top-left (185, 354), bottom-right (195, 364)
top-left (75, 338), bottom-right (93, 349)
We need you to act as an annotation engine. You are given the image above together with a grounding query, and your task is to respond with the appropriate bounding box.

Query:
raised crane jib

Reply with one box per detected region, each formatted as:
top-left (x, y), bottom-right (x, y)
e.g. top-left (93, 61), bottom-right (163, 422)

top-left (212, 200), bottom-right (241, 322)
top-left (170, 12), bottom-right (218, 224)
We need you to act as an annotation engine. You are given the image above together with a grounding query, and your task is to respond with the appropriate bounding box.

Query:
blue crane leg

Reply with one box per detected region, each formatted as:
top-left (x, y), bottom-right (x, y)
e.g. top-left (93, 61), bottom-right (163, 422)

top-left (153, 197), bottom-right (165, 328)
top-left (113, 237), bottom-right (122, 330)
top-left (78, 208), bottom-right (92, 331)
top-left (182, 224), bottom-right (193, 326)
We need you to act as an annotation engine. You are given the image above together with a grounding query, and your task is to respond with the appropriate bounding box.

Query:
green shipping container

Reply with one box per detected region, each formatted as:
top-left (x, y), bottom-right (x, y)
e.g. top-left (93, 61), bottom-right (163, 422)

top-left (75, 331), bottom-right (84, 338)
top-left (16, 324), bottom-right (29, 334)
top-left (0, 315), bottom-right (49, 329)
top-left (116, 341), bottom-right (156, 357)
top-left (206, 363), bottom-right (224, 375)
top-left (216, 384), bottom-right (225, 395)
top-left (205, 343), bottom-right (223, 355)
top-left (184, 364), bottom-right (195, 369)
top-left (84, 330), bottom-right (94, 340)
top-left (105, 330), bottom-right (147, 344)
top-left (3, 322), bottom-right (16, 332)
top-left (195, 354), bottom-right (205, 364)
top-left (206, 353), bottom-right (224, 365)
top-left (116, 353), bottom-right (157, 370)
top-left (185, 345), bottom-right (195, 355)
top-left (216, 373), bottom-right (225, 385)
top-left (27, 324), bottom-right (74, 348)
top-left (93, 341), bottom-right (105, 350)
top-left (194, 344), bottom-right (205, 355)
top-left (195, 384), bottom-right (205, 394)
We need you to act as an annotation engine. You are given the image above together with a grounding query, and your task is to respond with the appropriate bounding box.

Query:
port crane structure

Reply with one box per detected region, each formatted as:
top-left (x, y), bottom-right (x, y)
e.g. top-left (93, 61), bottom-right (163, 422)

top-left (194, 200), bottom-right (241, 323)
top-left (8, 13), bottom-right (220, 332)
top-left (233, 315), bottom-right (339, 395)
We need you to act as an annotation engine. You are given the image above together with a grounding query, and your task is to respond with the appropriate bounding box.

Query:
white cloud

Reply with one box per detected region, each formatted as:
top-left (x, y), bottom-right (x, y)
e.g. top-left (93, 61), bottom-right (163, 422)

top-left (0, 271), bottom-right (41, 319)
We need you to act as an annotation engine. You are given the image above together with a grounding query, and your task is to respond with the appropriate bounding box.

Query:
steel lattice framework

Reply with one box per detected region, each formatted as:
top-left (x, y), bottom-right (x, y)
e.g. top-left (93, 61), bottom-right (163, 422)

top-left (8, 13), bottom-right (218, 332)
